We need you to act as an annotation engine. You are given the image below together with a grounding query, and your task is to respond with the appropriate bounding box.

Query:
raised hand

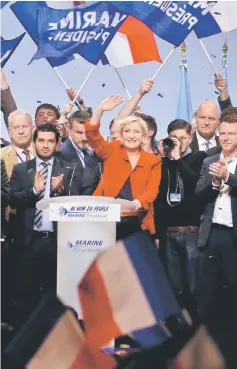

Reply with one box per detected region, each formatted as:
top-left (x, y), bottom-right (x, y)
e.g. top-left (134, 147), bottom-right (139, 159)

top-left (138, 79), bottom-right (153, 97)
top-left (214, 74), bottom-right (227, 92)
top-left (34, 169), bottom-right (45, 193)
top-left (98, 95), bottom-right (123, 112)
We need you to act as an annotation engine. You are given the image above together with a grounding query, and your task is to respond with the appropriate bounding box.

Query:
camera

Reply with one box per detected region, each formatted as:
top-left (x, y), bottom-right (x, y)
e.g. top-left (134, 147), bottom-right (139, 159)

top-left (162, 137), bottom-right (175, 152)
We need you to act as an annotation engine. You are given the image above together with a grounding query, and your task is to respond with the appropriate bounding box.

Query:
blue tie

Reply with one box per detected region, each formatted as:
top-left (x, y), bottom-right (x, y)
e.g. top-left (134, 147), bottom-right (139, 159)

top-left (204, 141), bottom-right (211, 152)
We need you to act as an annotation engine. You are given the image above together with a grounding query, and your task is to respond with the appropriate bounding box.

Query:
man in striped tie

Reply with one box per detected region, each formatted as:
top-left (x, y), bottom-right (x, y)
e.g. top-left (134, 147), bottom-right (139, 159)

top-left (9, 123), bottom-right (81, 329)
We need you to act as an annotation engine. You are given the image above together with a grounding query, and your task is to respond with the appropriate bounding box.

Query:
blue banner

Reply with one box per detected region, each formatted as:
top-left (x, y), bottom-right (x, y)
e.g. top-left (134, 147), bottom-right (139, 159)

top-left (10, 1), bottom-right (75, 67)
top-left (32, 2), bottom-right (127, 65)
top-left (110, 1), bottom-right (217, 46)
top-left (1, 33), bottom-right (26, 67)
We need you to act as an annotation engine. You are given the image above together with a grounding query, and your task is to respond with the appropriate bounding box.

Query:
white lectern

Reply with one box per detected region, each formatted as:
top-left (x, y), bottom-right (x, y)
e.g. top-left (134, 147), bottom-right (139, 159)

top-left (37, 196), bottom-right (135, 318)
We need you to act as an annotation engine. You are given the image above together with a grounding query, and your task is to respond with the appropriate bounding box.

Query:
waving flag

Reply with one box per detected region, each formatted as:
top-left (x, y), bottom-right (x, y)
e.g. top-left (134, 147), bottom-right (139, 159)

top-left (79, 232), bottom-right (185, 349)
top-left (4, 295), bottom-right (116, 369)
top-left (32, 3), bottom-right (127, 65)
top-left (1, 33), bottom-right (26, 67)
top-left (195, 2), bottom-right (237, 38)
top-left (10, 1), bottom-right (75, 67)
top-left (101, 16), bottom-right (162, 68)
top-left (110, 1), bottom-right (217, 46)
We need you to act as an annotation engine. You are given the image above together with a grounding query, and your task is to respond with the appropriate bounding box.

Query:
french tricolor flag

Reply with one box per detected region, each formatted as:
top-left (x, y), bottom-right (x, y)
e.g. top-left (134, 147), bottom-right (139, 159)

top-left (78, 232), bottom-right (185, 350)
top-left (74, 1), bottom-right (162, 68)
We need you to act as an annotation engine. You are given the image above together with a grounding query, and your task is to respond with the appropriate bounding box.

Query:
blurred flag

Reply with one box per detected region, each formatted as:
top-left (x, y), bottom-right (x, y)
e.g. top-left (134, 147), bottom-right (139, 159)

top-left (10, 1), bottom-right (75, 67)
top-left (79, 232), bottom-right (185, 350)
top-left (110, 2), bottom-right (215, 46)
top-left (1, 33), bottom-right (26, 67)
top-left (1, 1), bottom-right (9, 8)
top-left (175, 63), bottom-right (193, 122)
top-left (4, 295), bottom-right (116, 369)
top-left (169, 326), bottom-right (225, 369)
top-left (101, 16), bottom-right (162, 68)
top-left (31, 3), bottom-right (127, 65)
top-left (194, 2), bottom-right (237, 38)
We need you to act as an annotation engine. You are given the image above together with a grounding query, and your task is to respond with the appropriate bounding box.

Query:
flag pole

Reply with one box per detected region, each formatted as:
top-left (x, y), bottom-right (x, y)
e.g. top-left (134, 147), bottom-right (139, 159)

top-left (72, 65), bottom-right (96, 105)
top-left (152, 46), bottom-right (176, 81)
top-left (53, 67), bottom-right (69, 88)
top-left (199, 39), bottom-right (218, 75)
top-left (115, 68), bottom-right (131, 99)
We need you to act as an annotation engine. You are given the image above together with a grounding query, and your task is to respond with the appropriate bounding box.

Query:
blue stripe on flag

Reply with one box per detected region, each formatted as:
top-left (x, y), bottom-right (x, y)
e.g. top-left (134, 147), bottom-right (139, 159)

top-left (1, 1), bottom-right (9, 9)
top-left (1, 33), bottom-right (26, 67)
top-left (123, 233), bottom-right (181, 323)
top-left (132, 324), bottom-right (169, 348)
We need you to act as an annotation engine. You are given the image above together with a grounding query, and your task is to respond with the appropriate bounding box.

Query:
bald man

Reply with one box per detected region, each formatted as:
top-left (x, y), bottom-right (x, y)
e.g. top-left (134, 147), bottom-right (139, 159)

top-left (190, 101), bottom-right (220, 153)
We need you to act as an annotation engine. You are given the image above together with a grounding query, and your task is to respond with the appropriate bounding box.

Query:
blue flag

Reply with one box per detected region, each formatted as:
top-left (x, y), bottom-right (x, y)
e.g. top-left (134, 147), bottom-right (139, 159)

top-left (10, 1), bottom-right (74, 67)
top-left (1, 33), bottom-right (26, 67)
top-left (175, 64), bottom-right (193, 122)
top-left (110, 1), bottom-right (219, 46)
top-left (32, 2), bottom-right (127, 65)
top-left (1, 1), bottom-right (9, 9)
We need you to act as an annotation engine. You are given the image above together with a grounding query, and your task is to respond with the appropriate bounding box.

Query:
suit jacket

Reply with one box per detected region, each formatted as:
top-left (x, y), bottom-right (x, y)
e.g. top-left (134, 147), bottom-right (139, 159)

top-left (10, 157), bottom-right (81, 247)
top-left (0, 144), bottom-right (35, 179)
top-left (1, 159), bottom-right (10, 238)
top-left (56, 137), bottom-right (102, 195)
top-left (195, 154), bottom-right (237, 247)
top-left (190, 132), bottom-right (220, 154)
top-left (85, 120), bottom-right (162, 234)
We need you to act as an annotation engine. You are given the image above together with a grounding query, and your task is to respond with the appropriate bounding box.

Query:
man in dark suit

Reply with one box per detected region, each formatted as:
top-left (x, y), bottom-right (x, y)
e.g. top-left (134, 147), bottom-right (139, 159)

top-left (195, 107), bottom-right (237, 321)
top-left (10, 123), bottom-right (81, 329)
top-left (57, 110), bottom-right (101, 195)
top-left (190, 101), bottom-right (220, 153)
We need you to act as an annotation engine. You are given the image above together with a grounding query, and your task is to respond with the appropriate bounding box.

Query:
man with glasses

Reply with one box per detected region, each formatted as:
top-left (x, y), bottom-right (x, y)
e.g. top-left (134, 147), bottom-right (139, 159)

top-left (154, 119), bottom-right (207, 324)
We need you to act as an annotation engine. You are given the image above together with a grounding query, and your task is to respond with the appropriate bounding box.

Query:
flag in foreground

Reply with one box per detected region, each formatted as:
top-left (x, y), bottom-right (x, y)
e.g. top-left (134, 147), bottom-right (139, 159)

top-left (79, 232), bottom-right (185, 349)
top-left (101, 16), bottom-right (162, 68)
top-left (1, 33), bottom-right (26, 67)
top-left (4, 294), bottom-right (116, 369)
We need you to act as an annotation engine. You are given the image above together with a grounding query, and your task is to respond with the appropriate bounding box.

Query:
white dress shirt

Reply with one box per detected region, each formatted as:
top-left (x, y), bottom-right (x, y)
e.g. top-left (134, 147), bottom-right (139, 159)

top-left (212, 154), bottom-right (237, 227)
top-left (15, 145), bottom-right (35, 163)
top-left (196, 131), bottom-right (217, 151)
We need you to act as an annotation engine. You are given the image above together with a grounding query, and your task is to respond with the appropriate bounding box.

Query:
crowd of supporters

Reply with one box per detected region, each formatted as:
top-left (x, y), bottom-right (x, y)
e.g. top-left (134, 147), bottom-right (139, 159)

top-left (1, 68), bottom-right (237, 368)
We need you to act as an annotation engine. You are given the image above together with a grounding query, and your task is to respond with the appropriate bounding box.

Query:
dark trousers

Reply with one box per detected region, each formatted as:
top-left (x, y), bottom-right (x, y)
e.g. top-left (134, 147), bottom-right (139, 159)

top-left (13, 232), bottom-right (57, 329)
top-left (198, 225), bottom-right (237, 320)
top-left (166, 229), bottom-right (200, 322)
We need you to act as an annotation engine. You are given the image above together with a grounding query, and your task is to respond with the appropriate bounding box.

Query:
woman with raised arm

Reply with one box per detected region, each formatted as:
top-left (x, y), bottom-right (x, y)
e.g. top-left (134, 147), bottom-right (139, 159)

top-left (85, 95), bottom-right (162, 240)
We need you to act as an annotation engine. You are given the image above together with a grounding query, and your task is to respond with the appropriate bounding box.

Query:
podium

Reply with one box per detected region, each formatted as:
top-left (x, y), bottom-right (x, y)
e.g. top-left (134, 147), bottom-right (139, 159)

top-left (37, 196), bottom-right (136, 318)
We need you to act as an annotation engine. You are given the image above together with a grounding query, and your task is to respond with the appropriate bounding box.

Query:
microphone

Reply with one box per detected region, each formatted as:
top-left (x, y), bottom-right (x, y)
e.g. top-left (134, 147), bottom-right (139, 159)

top-left (68, 163), bottom-right (77, 196)
top-left (97, 162), bottom-right (104, 197)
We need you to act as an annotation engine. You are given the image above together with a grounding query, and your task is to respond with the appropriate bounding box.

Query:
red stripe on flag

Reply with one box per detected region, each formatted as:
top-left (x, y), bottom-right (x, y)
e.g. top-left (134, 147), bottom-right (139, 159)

top-left (119, 16), bottom-right (162, 64)
top-left (79, 262), bottom-right (122, 348)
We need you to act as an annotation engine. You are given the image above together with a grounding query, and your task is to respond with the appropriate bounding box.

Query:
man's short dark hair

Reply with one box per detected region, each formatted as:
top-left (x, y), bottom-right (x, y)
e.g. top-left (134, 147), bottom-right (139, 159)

top-left (68, 110), bottom-right (92, 128)
top-left (220, 107), bottom-right (237, 124)
top-left (35, 103), bottom-right (60, 120)
top-left (134, 113), bottom-right (157, 141)
top-left (33, 123), bottom-right (60, 143)
top-left (167, 119), bottom-right (192, 135)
